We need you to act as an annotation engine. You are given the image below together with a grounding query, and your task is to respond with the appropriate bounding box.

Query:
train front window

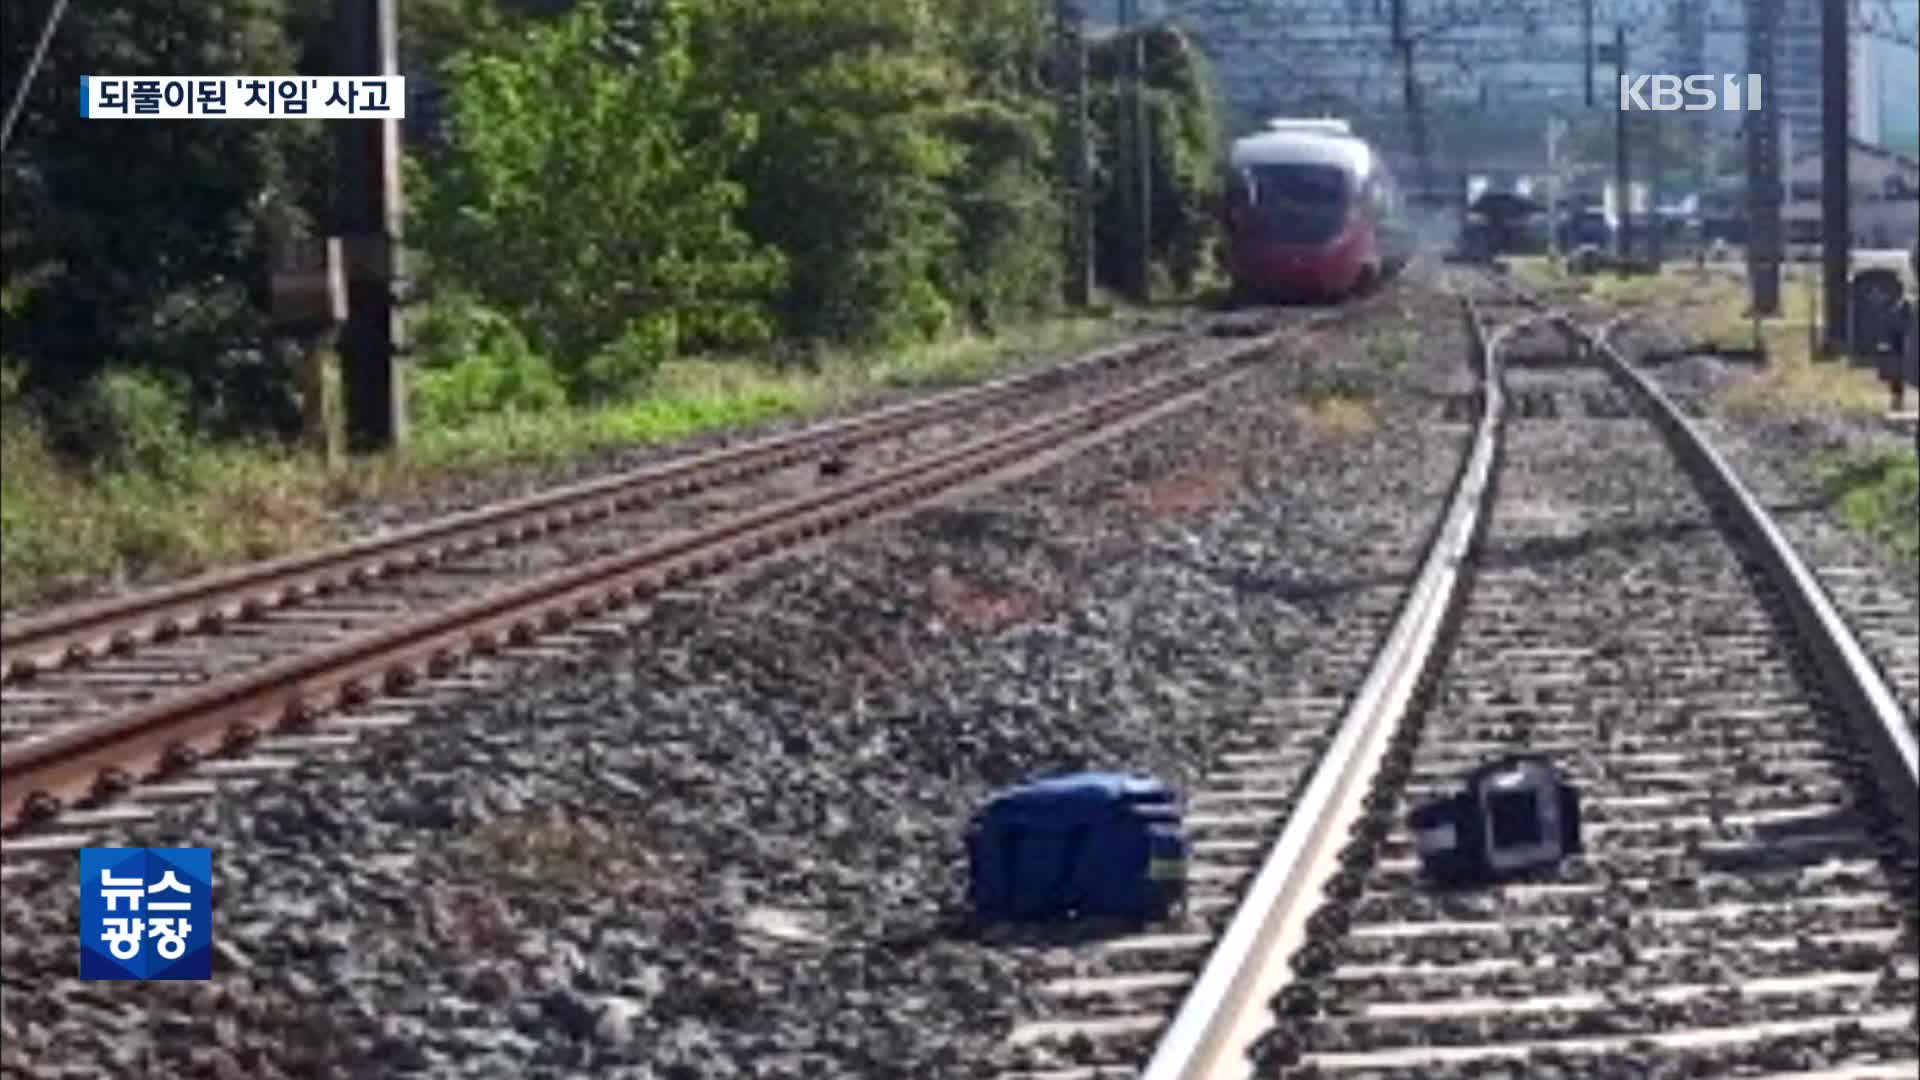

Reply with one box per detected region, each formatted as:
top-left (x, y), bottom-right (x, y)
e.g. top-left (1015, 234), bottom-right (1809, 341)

top-left (1241, 163), bottom-right (1350, 244)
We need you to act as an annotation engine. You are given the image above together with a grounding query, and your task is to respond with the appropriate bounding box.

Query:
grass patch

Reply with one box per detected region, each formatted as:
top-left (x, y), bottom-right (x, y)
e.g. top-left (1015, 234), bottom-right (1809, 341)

top-left (455, 811), bottom-right (682, 897)
top-left (1581, 271), bottom-right (1681, 308)
top-left (1692, 271), bottom-right (1895, 419)
top-left (1495, 257), bottom-right (1914, 569)
top-left (1, 314), bottom-right (1138, 611)
top-left (1819, 450), bottom-right (1920, 573)
top-left (1506, 256), bottom-right (1890, 419)
top-left (1301, 396), bottom-right (1379, 438)
top-left (1368, 328), bottom-right (1419, 371)
top-left (1, 412), bottom-right (330, 606)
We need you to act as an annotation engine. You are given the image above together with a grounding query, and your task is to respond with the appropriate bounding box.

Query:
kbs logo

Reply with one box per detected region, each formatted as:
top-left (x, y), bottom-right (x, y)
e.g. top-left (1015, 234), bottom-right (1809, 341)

top-left (1619, 74), bottom-right (1764, 112)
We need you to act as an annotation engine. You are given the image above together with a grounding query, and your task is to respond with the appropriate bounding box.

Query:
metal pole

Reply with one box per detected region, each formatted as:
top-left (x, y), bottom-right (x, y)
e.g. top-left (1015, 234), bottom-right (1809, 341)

top-left (1055, 0), bottom-right (1092, 308)
top-left (1746, 0), bottom-right (1782, 315)
top-left (0, 0), bottom-right (69, 155)
top-left (1133, 7), bottom-right (1151, 302)
top-left (1615, 25), bottom-right (1631, 271)
top-left (1547, 116), bottom-right (1562, 262)
top-left (335, 0), bottom-right (407, 451)
top-left (1584, 0), bottom-right (1595, 108)
top-left (1820, 0), bottom-right (1850, 353)
top-left (1391, 0), bottom-right (1431, 204)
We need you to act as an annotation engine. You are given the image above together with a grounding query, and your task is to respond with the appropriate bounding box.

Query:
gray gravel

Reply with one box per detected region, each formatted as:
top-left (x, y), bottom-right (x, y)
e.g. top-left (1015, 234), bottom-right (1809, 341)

top-left (1259, 362), bottom-right (1919, 1079)
top-left (0, 273), bottom-right (1476, 1080)
top-left (1634, 347), bottom-right (1919, 724)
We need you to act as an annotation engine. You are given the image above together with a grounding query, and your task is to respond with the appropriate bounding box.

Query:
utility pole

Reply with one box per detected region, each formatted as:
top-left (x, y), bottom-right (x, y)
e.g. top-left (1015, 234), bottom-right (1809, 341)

top-left (1615, 25), bottom-right (1631, 271)
top-left (335, 0), bottom-right (407, 451)
top-left (1132, 3), bottom-right (1152, 302)
top-left (1584, 0), bottom-right (1595, 107)
top-left (1820, 0), bottom-right (1850, 353)
top-left (1746, 0), bottom-right (1782, 315)
top-left (1055, 0), bottom-right (1092, 308)
top-left (1390, 0), bottom-right (1431, 204)
top-left (1117, 0), bottom-right (1151, 302)
top-left (1547, 115), bottom-right (1565, 261)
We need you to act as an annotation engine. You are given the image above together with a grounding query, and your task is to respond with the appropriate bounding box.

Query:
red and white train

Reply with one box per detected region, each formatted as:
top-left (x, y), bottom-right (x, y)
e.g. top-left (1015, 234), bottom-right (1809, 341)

top-left (1223, 118), bottom-right (1411, 303)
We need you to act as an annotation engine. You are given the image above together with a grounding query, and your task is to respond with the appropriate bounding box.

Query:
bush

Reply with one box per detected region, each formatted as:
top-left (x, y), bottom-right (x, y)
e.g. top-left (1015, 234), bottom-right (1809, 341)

top-left (409, 0), bottom-right (783, 387)
top-left (54, 370), bottom-right (195, 478)
top-left (1, 0), bottom-right (321, 427)
top-left (935, 97), bottom-right (1062, 331)
top-left (691, 0), bottom-right (964, 349)
top-left (410, 295), bottom-right (569, 428)
top-left (7, 0), bottom-right (1234, 467)
top-left (579, 315), bottom-right (680, 401)
top-left (1089, 24), bottom-right (1224, 297)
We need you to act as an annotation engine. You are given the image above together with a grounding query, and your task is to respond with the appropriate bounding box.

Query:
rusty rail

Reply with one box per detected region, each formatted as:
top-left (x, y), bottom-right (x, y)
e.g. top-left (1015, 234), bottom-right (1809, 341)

top-left (1, 330), bottom-right (1189, 681)
top-left (2, 320), bottom-right (1311, 834)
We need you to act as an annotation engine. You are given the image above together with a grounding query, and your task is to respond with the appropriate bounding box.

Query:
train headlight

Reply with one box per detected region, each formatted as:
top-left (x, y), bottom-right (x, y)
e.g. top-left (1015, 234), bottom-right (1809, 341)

top-left (1408, 754), bottom-right (1582, 885)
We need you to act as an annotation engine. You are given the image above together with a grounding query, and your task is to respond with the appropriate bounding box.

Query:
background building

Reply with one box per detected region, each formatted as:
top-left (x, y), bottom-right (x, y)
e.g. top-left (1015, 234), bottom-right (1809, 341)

top-left (1770, 0), bottom-right (1880, 145)
top-left (1145, 0), bottom-right (1915, 190)
top-left (1875, 10), bottom-right (1919, 152)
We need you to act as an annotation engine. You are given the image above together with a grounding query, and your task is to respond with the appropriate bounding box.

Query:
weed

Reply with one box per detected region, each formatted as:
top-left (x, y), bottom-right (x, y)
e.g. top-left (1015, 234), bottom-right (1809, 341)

top-left (1, 314), bottom-right (1138, 610)
top-left (1820, 450), bottom-right (1920, 573)
top-left (1302, 395), bottom-right (1379, 438)
top-left (1369, 328), bottom-right (1418, 371)
top-left (456, 811), bottom-right (683, 899)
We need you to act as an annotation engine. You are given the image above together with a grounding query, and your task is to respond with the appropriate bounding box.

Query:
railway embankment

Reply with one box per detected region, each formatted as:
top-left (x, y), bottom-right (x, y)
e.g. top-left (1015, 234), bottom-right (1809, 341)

top-left (0, 273), bottom-right (1473, 1079)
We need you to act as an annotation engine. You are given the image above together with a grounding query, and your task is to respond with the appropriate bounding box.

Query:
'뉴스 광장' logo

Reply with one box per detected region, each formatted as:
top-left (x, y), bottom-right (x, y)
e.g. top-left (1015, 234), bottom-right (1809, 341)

top-left (79, 848), bottom-right (213, 980)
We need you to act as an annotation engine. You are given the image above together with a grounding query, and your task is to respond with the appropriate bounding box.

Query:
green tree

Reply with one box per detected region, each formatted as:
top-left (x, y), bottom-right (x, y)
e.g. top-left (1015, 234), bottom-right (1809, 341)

top-left (929, 0), bottom-right (1062, 329)
top-left (408, 0), bottom-right (783, 395)
top-left (1, 0), bottom-right (322, 438)
top-left (691, 0), bottom-right (967, 348)
top-left (1090, 24), bottom-right (1224, 297)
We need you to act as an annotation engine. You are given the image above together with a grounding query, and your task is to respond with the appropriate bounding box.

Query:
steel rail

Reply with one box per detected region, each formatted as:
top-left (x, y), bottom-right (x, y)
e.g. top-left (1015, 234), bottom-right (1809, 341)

top-left (1137, 294), bottom-right (1506, 1080)
top-left (1141, 278), bottom-right (1917, 1080)
top-left (0, 329), bottom-right (1188, 681)
top-left (0, 321), bottom-right (1310, 835)
top-left (1496, 282), bottom-right (1910, 834)
top-left (1592, 322), bottom-right (1920, 844)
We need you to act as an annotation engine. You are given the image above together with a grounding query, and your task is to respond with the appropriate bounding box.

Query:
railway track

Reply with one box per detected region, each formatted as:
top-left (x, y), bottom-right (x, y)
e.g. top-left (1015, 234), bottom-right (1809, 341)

top-left (998, 274), bottom-right (1918, 1079)
top-left (1602, 311), bottom-right (1920, 735)
top-left (989, 281), bottom-right (1483, 1080)
top-left (0, 327), bottom-right (1198, 702)
top-left (0, 305), bottom-right (1366, 865)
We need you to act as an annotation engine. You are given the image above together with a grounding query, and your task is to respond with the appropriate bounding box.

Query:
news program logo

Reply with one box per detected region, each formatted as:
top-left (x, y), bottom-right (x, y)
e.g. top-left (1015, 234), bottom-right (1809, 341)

top-left (1619, 73), bottom-right (1763, 112)
top-left (79, 848), bottom-right (212, 980)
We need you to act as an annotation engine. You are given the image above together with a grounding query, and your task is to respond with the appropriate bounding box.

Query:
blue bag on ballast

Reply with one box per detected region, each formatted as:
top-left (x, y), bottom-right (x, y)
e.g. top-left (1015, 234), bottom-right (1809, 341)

top-left (966, 770), bottom-right (1187, 923)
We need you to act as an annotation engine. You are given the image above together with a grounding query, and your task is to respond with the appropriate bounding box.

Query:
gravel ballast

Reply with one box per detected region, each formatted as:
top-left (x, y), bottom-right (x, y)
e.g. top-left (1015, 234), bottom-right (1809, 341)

top-left (1633, 347), bottom-right (1919, 725)
top-left (0, 272), bottom-right (1478, 1080)
top-left (1259, 359), bottom-right (1919, 1079)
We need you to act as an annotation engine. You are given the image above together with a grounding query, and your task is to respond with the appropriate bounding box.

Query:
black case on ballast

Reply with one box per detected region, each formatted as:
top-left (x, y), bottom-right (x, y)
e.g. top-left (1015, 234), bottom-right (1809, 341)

top-left (1408, 754), bottom-right (1583, 885)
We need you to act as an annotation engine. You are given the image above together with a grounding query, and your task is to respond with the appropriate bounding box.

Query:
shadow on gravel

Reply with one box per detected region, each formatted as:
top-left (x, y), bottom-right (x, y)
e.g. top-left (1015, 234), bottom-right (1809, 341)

top-left (1501, 352), bottom-right (1592, 371)
top-left (1411, 862), bottom-right (1572, 896)
top-left (1474, 517), bottom-right (1719, 571)
top-left (1155, 550), bottom-right (1412, 622)
top-left (1641, 345), bottom-right (1768, 367)
top-left (969, 913), bottom-right (1169, 949)
top-left (843, 910), bottom-right (1160, 953)
top-left (1704, 806), bottom-right (1883, 865)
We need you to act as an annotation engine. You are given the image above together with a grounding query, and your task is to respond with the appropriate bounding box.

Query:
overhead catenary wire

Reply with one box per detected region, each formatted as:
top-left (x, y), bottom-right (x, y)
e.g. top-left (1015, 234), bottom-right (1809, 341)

top-left (1, 0), bottom-right (71, 156)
